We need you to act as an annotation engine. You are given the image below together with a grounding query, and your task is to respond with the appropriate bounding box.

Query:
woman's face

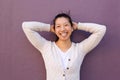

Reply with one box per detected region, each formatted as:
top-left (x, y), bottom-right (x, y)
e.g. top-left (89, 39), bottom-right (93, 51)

top-left (54, 17), bottom-right (73, 41)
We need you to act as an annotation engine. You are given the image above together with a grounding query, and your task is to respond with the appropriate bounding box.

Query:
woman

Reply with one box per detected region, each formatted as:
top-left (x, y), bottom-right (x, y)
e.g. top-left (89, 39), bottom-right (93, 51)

top-left (22, 13), bottom-right (106, 80)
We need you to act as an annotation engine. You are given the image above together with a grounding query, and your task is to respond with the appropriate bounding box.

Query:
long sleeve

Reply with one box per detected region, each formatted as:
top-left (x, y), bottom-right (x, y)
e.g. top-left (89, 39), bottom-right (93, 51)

top-left (22, 21), bottom-right (50, 52)
top-left (77, 22), bottom-right (106, 55)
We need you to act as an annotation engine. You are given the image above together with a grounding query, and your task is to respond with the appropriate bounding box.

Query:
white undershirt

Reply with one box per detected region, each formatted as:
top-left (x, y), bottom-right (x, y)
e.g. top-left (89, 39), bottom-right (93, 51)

top-left (54, 42), bottom-right (72, 69)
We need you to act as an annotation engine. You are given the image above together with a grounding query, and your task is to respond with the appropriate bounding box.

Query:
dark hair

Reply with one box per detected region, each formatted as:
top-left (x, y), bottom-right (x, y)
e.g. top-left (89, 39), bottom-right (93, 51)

top-left (53, 13), bottom-right (73, 29)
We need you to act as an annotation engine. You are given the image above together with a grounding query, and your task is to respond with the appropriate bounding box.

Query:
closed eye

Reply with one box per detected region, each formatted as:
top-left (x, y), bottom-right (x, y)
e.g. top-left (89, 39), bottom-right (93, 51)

top-left (65, 24), bottom-right (68, 26)
top-left (65, 24), bottom-right (69, 27)
top-left (55, 25), bottom-right (60, 28)
top-left (56, 26), bottom-right (60, 28)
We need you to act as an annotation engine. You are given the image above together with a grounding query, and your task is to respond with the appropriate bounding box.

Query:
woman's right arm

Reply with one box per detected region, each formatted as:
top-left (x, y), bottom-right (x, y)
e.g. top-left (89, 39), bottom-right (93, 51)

top-left (22, 21), bottom-right (50, 51)
top-left (76, 22), bottom-right (106, 55)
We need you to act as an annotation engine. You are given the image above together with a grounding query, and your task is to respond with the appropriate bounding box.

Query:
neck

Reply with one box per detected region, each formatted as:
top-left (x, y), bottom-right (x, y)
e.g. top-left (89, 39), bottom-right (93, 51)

top-left (55, 39), bottom-right (72, 52)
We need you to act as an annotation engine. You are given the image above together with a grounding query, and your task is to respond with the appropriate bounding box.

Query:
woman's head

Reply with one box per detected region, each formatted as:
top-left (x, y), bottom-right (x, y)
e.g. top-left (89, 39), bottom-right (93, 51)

top-left (52, 13), bottom-right (73, 41)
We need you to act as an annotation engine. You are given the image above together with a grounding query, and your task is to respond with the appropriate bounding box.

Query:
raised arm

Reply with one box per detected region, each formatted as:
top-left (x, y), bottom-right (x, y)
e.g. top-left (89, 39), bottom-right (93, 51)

top-left (22, 21), bottom-right (50, 51)
top-left (77, 22), bottom-right (106, 55)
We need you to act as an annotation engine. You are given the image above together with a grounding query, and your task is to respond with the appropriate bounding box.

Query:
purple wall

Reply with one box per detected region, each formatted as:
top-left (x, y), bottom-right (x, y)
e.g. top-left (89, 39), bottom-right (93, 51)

top-left (0, 0), bottom-right (120, 80)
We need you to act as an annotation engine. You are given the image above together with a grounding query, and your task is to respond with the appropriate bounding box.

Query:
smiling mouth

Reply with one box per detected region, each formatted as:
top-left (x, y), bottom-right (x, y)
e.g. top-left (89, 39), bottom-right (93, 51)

top-left (60, 32), bottom-right (68, 37)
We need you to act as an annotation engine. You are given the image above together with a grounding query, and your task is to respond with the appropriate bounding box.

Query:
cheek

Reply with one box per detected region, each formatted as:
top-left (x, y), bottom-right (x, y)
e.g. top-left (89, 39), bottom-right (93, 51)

top-left (54, 28), bottom-right (59, 34)
top-left (67, 27), bottom-right (73, 31)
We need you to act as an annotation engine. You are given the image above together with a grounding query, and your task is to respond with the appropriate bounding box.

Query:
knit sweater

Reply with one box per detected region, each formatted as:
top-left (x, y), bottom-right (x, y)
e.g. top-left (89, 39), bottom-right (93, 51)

top-left (22, 21), bottom-right (106, 80)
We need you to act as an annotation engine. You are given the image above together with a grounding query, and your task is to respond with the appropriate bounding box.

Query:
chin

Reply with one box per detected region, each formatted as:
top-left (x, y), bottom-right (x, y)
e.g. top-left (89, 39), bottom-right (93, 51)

top-left (59, 37), bottom-right (70, 41)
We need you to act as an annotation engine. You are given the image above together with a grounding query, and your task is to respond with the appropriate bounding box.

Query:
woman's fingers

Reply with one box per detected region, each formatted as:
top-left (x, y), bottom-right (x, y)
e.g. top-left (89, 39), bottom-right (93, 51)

top-left (50, 25), bottom-right (55, 33)
top-left (73, 22), bottom-right (78, 30)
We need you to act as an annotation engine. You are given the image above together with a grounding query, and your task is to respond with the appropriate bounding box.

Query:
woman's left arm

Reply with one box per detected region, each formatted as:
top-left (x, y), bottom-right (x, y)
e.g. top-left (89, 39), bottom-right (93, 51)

top-left (76, 22), bottom-right (106, 55)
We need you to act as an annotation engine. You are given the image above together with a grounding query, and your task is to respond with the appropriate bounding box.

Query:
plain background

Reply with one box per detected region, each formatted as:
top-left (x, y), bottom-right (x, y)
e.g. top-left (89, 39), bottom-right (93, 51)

top-left (0, 0), bottom-right (120, 80)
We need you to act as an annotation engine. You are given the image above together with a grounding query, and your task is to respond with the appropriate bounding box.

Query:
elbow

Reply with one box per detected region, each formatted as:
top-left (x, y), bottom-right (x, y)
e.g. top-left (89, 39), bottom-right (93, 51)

top-left (101, 25), bottom-right (107, 34)
top-left (22, 21), bottom-right (32, 31)
top-left (94, 24), bottom-right (107, 36)
top-left (22, 22), bottom-right (28, 29)
top-left (22, 22), bottom-right (27, 30)
top-left (97, 25), bottom-right (106, 36)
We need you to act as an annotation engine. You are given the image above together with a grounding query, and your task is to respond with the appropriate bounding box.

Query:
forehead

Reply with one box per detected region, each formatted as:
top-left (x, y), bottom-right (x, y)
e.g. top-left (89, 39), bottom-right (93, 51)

top-left (55, 17), bottom-right (70, 25)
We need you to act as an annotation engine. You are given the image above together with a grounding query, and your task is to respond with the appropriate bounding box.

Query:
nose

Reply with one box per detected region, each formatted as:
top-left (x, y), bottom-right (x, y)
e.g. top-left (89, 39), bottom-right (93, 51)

top-left (61, 26), bottom-right (65, 31)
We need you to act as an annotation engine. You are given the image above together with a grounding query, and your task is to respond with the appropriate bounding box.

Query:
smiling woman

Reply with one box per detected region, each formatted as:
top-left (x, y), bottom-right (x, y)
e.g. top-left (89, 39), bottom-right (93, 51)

top-left (54, 17), bottom-right (73, 41)
top-left (52, 15), bottom-right (74, 52)
top-left (22, 13), bottom-right (106, 80)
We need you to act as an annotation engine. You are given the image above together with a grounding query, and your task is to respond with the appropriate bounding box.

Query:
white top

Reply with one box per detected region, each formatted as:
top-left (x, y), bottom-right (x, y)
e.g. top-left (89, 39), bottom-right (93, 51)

top-left (22, 21), bottom-right (106, 80)
top-left (54, 42), bottom-right (74, 69)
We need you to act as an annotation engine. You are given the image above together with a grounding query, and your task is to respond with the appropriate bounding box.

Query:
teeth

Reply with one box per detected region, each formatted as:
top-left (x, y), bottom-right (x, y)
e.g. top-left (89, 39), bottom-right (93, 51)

top-left (61, 32), bottom-right (67, 37)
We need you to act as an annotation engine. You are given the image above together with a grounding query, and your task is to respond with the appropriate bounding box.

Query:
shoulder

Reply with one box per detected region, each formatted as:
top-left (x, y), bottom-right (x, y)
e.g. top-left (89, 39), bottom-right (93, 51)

top-left (72, 41), bottom-right (85, 53)
top-left (71, 42), bottom-right (82, 50)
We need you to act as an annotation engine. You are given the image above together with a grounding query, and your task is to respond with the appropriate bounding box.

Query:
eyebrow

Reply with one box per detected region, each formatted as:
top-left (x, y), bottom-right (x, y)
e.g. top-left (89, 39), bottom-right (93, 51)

top-left (56, 22), bottom-right (69, 25)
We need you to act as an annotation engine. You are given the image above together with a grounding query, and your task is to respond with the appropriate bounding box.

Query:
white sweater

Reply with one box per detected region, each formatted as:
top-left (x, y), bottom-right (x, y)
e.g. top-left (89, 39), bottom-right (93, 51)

top-left (22, 21), bottom-right (106, 80)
